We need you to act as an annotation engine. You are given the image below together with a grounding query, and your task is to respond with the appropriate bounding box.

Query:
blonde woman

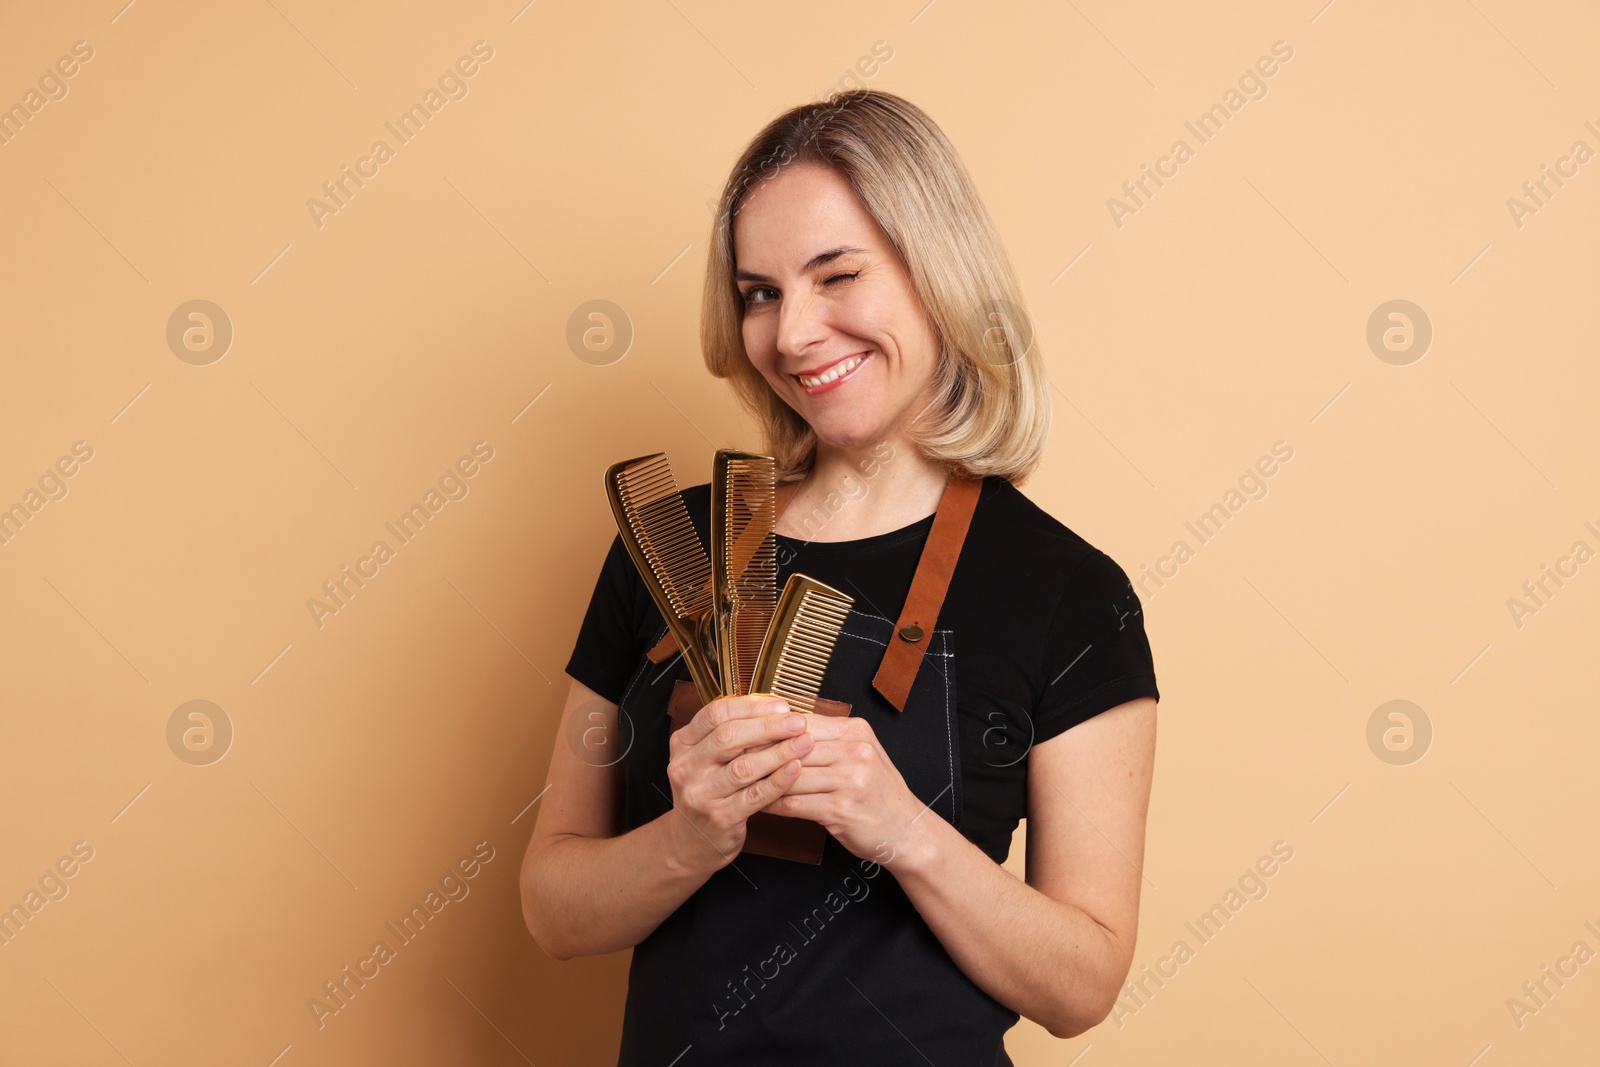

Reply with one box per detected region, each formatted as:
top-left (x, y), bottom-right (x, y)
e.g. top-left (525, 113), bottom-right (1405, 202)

top-left (522, 89), bottom-right (1159, 1065)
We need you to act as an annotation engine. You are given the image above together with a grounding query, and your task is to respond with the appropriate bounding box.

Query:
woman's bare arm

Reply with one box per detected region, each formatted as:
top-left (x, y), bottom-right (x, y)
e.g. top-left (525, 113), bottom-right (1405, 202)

top-left (519, 676), bottom-right (813, 960)
top-left (877, 696), bottom-right (1158, 1037)
top-left (518, 678), bottom-right (707, 959)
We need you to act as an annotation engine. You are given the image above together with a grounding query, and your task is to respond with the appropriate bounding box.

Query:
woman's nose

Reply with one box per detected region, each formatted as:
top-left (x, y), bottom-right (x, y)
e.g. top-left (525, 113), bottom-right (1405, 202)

top-left (775, 288), bottom-right (831, 361)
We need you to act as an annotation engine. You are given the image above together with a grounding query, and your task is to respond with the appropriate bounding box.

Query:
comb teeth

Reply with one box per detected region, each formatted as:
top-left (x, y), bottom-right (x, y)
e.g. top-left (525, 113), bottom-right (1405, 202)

top-left (605, 452), bottom-right (720, 704)
top-left (614, 455), bottom-right (712, 619)
top-left (715, 453), bottom-right (777, 696)
top-left (751, 574), bottom-right (854, 714)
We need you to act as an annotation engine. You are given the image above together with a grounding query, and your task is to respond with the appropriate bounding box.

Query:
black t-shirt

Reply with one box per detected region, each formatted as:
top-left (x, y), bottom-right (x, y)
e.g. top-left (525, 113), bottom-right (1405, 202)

top-left (564, 474), bottom-right (1160, 864)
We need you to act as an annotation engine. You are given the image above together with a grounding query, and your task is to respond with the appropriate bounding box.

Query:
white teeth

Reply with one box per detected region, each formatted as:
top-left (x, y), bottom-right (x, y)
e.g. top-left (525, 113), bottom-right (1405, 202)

top-left (797, 354), bottom-right (864, 388)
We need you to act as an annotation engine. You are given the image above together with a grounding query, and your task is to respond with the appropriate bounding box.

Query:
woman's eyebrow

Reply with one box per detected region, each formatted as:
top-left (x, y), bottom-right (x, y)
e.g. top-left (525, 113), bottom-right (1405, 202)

top-left (734, 245), bottom-right (868, 283)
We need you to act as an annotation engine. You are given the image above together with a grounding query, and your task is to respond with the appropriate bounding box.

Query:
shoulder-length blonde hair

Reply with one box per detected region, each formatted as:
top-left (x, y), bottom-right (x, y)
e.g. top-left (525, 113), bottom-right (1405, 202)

top-left (701, 89), bottom-right (1051, 486)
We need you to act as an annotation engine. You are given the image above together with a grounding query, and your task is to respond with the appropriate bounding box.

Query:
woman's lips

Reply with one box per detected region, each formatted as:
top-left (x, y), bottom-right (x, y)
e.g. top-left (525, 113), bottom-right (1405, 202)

top-left (793, 351), bottom-right (872, 396)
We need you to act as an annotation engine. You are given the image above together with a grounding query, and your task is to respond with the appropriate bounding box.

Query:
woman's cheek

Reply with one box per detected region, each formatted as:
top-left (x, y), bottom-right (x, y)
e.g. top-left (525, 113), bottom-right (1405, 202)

top-left (742, 325), bottom-right (771, 365)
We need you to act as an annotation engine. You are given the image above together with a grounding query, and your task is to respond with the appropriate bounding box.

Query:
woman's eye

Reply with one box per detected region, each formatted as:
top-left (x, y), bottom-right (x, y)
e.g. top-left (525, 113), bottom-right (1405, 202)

top-left (741, 272), bottom-right (857, 307)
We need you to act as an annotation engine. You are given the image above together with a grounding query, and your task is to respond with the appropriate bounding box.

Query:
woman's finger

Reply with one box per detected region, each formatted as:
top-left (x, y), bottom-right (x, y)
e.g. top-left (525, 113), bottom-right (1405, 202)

top-left (720, 730), bottom-right (813, 797)
top-left (678, 695), bottom-right (803, 756)
top-left (786, 736), bottom-right (872, 768)
top-left (767, 763), bottom-right (849, 795)
top-left (732, 757), bottom-right (804, 815)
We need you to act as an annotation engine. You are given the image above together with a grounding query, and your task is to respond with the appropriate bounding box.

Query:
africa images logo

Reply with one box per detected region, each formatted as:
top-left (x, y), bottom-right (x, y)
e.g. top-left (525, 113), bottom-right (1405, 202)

top-left (305, 841), bottom-right (495, 1029)
top-left (305, 41), bottom-right (495, 230)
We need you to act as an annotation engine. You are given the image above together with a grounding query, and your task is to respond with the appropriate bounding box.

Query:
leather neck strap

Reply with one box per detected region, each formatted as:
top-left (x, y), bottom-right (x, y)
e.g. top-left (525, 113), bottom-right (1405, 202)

top-left (645, 472), bottom-right (983, 713)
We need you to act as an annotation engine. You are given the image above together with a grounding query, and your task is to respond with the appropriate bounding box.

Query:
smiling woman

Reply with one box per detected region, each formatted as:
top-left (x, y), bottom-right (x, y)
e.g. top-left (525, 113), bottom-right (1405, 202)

top-left (704, 92), bottom-right (1051, 493)
top-left (523, 88), bottom-right (1160, 1066)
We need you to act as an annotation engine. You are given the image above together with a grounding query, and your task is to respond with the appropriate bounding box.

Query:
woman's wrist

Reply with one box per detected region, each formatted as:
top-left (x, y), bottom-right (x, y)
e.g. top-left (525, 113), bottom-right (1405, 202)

top-left (877, 800), bottom-right (956, 882)
top-left (655, 805), bottom-right (732, 882)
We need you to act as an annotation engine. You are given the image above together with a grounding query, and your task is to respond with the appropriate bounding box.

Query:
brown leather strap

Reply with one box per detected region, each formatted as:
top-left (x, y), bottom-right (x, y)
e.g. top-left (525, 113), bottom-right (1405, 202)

top-left (645, 627), bottom-right (678, 662)
top-left (871, 474), bottom-right (981, 712)
top-left (773, 477), bottom-right (801, 517)
top-left (644, 473), bottom-right (984, 714)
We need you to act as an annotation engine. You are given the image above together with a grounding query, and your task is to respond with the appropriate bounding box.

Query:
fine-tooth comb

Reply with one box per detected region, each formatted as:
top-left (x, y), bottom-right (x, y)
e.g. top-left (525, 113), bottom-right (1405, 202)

top-left (749, 573), bottom-right (854, 715)
top-left (604, 453), bottom-right (721, 705)
top-left (711, 450), bottom-right (778, 698)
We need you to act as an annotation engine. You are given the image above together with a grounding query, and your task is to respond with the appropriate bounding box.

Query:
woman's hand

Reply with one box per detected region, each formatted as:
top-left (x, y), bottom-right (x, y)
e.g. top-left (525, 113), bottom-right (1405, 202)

top-left (759, 715), bottom-right (927, 866)
top-left (666, 695), bottom-right (815, 869)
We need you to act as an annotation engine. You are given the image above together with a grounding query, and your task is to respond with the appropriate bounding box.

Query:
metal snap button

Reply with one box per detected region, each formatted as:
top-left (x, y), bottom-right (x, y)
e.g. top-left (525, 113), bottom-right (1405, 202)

top-left (898, 624), bottom-right (924, 643)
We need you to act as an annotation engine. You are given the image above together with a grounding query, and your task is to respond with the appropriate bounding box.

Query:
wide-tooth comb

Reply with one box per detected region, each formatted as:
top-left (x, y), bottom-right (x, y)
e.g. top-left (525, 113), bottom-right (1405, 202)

top-left (604, 453), bottom-right (721, 704)
top-left (711, 451), bottom-right (777, 697)
top-left (748, 574), bottom-right (854, 714)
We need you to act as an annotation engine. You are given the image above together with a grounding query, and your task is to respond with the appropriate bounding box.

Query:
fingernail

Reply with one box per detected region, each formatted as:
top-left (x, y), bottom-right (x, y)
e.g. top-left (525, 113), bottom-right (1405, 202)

top-left (783, 714), bottom-right (805, 731)
top-left (766, 699), bottom-right (790, 715)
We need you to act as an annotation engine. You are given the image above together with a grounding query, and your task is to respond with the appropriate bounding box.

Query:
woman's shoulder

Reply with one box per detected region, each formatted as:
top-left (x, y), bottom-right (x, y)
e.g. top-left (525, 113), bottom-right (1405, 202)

top-left (968, 477), bottom-right (1147, 629)
top-left (973, 475), bottom-right (1113, 572)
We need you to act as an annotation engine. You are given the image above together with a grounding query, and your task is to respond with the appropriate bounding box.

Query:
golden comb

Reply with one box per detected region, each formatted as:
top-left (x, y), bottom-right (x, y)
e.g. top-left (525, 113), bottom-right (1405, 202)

top-left (604, 453), bottom-right (721, 705)
top-left (711, 450), bottom-right (778, 698)
top-left (748, 573), bottom-right (854, 714)
top-left (604, 449), bottom-right (855, 714)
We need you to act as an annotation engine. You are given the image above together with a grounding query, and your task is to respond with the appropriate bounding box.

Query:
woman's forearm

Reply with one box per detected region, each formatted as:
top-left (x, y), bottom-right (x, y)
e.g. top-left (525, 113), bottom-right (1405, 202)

top-left (520, 809), bottom-right (722, 960)
top-left (886, 815), bottom-right (1126, 1038)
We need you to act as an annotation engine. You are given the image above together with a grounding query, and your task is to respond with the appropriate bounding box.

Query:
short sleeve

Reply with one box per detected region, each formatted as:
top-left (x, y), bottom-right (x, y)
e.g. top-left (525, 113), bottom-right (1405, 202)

top-left (1032, 549), bottom-right (1160, 744)
top-left (564, 532), bottom-right (659, 704)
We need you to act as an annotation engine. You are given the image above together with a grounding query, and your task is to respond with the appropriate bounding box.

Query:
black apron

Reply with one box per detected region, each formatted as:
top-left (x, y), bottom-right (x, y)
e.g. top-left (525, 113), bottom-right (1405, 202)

top-left (612, 477), bottom-right (1019, 1065)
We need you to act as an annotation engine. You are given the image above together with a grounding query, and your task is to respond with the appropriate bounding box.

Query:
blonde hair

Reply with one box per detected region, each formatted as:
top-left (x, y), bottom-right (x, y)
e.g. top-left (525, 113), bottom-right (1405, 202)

top-left (700, 89), bottom-right (1051, 486)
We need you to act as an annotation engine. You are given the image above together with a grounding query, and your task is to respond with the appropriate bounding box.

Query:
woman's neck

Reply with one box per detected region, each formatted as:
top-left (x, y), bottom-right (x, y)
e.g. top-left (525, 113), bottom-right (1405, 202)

top-left (775, 440), bottom-right (951, 543)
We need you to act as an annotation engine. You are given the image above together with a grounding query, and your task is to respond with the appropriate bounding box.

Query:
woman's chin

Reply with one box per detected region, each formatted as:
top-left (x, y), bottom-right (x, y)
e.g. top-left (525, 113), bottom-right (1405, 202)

top-left (808, 415), bottom-right (890, 453)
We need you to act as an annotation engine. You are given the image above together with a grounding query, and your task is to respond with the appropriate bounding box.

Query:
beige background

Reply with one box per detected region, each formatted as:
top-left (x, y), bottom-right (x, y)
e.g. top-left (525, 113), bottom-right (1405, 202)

top-left (1, 0), bottom-right (1596, 1063)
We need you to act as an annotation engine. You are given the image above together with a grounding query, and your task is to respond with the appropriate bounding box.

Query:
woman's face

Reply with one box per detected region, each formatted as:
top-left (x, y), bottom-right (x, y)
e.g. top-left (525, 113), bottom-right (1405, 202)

top-left (732, 162), bottom-right (941, 453)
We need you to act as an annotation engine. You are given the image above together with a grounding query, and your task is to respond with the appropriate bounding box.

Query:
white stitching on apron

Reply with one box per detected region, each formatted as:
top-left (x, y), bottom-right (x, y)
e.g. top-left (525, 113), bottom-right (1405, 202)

top-left (834, 612), bottom-right (959, 826)
top-left (938, 628), bottom-right (956, 828)
top-left (620, 622), bottom-right (671, 711)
